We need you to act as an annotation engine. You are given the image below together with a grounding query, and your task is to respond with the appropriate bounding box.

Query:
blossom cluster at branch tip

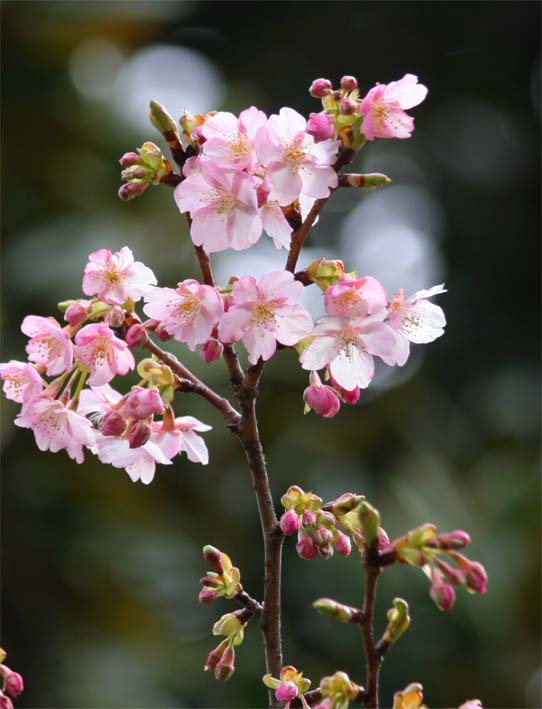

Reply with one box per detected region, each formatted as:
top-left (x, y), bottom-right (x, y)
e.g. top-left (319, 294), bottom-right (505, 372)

top-left (315, 671), bottom-right (364, 709)
top-left (118, 141), bottom-right (173, 200)
top-left (0, 649), bottom-right (24, 709)
top-left (392, 523), bottom-right (488, 610)
top-left (392, 683), bottom-right (484, 709)
top-left (205, 610), bottom-right (250, 682)
top-left (198, 545), bottom-right (242, 604)
top-left (263, 666), bottom-right (311, 707)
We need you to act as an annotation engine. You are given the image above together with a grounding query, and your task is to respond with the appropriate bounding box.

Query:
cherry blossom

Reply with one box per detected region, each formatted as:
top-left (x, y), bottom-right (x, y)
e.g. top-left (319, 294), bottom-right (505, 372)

top-left (255, 107), bottom-right (339, 206)
top-left (82, 246), bottom-right (157, 305)
top-left (93, 432), bottom-right (172, 484)
top-left (201, 107), bottom-right (267, 173)
top-left (15, 396), bottom-right (95, 463)
top-left (74, 323), bottom-right (135, 386)
top-left (360, 74), bottom-right (428, 141)
top-left (21, 315), bottom-right (74, 377)
top-left (143, 279), bottom-right (224, 349)
top-left (218, 271), bottom-right (313, 364)
top-left (174, 164), bottom-right (262, 252)
top-left (386, 284), bottom-right (446, 366)
top-left (300, 312), bottom-right (397, 391)
top-left (324, 276), bottom-right (388, 318)
top-left (151, 415), bottom-right (211, 465)
top-left (0, 361), bottom-right (44, 403)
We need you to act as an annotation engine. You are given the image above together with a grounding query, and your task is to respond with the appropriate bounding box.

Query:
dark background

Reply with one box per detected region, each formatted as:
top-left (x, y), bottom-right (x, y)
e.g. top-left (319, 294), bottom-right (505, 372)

top-left (1, 2), bottom-right (540, 707)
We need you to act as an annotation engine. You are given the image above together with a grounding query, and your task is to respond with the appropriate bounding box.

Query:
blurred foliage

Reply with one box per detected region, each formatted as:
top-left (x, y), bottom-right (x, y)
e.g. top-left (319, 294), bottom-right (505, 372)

top-left (1, 1), bottom-right (540, 708)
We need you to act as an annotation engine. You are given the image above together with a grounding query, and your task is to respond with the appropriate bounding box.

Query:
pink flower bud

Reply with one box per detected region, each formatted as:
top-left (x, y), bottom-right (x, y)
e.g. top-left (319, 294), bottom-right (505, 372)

top-left (199, 587), bottom-right (218, 604)
top-left (319, 511), bottom-right (336, 526)
top-left (438, 530), bottom-right (471, 550)
top-left (436, 560), bottom-right (466, 586)
top-left (296, 531), bottom-right (318, 560)
top-left (125, 323), bottom-right (149, 348)
top-left (0, 694), bottom-right (14, 709)
top-left (204, 639), bottom-right (228, 671)
top-left (104, 306), bottom-right (125, 328)
top-left (306, 113), bottom-right (335, 142)
top-left (2, 671), bottom-right (23, 698)
top-left (339, 97), bottom-right (359, 115)
top-left (314, 525), bottom-right (333, 547)
top-left (464, 561), bottom-right (488, 594)
top-left (199, 575), bottom-right (221, 587)
top-left (302, 510), bottom-right (317, 528)
top-left (319, 543), bottom-right (334, 559)
top-left (203, 545), bottom-right (224, 573)
top-left (124, 387), bottom-right (164, 419)
top-left (155, 322), bottom-right (173, 341)
top-left (340, 75), bottom-right (358, 92)
top-left (280, 509), bottom-right (301, 536)
top-left (200, 338), bottom-right (224, 364)
top-left (304, 372), bottom-right (341, 418)
top-left (377, 527), bottom-right (391, 548)
top-left (121, 165), bottom-right (149, 181)
top-left (65, 301), bottom-right (90, 326)
top-left (128, 421), bottom-right (151, 448)
top-left (101, 410), bottom-right (128, 437)
top-left (118, 181), bottom-right (148, 201)
top-left (335, 532), bottom-right (352, 557)
top-left (215, 645), bottom-right (235, 682)
top-left (329, 374), bottom-right (361, 405)
top-left (309, 78), bottom-right (333, 98)
top-left (119, 151), bottom-right (140, 167)
top-left (429, 568), bottom-right (456, 611)
top-left (276, 681), bottom-right (298, 703)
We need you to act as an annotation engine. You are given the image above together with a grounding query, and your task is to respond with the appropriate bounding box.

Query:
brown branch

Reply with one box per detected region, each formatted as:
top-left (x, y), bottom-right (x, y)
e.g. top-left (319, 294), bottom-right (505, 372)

top-left (284, 197), bottom-right (329, 274)
top-left (143, 338), bottom-right (241, 428)
top-left (360, 553), bottom-right (383, 709)
top-left (236, 589), bottom-right (264, 616)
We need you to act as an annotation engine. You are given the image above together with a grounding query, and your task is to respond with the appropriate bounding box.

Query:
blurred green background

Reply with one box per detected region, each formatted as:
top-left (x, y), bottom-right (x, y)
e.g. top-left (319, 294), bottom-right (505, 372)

top-left (2, 1), bottom-right (540, 707)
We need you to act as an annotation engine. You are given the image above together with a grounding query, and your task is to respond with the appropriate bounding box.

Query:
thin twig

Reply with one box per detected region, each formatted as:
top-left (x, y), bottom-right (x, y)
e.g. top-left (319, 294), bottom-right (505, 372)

top-left (360, 553), bottom-right (383, 709)
top-left (236, 589), bottom-right (264, 616)
top-left (285, 197), bottom-right (329, 273)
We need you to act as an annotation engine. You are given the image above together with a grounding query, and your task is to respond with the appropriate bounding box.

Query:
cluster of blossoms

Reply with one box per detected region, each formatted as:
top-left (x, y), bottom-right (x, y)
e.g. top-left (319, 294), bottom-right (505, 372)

top-left (0, 650), bottom-right (23, 709)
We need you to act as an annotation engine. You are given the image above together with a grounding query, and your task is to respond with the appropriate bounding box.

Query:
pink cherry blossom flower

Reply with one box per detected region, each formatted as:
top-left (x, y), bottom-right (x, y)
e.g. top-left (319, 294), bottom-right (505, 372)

top-left (78, 383), bottom-right (123, 421)
top-left (75, 323), bottom-right (135, 386)
top-left (257, 185), bottom-right (293, 249)
top-left (255, 107), bottom-right (340, 206)
top-left (15, 395), bottom-right (95, 463)
top-left (124, 387), bottom-right (164, 420)
top-left (151, 415), bottom-right (212, 465)
top-left (325, 276), bottom-right (388, 318)
top-left (143, 279), bottom-right (224, 350)
top-left (300, 312), bottom-right (397, 391)
top-left (174, 164), bottom-right (262, 252)
top-left (218, 271), bottom-right (313, 365)
top-left (360, 74), bottom-right (428, 141)
top-left (93, 433), bottom-right (172, 485)
top-left (201, 107), bottom-right (267, 173)
top-left (21, 315), bottom-right (74, 376)
top-left (0, 361), bottom-right (44, 403)
top-left (386, 284), bottom-right (446, 366)
top-left (303, 371), bottom-right (341, 418)
top-left (82, 246), bottom-right (157, 305)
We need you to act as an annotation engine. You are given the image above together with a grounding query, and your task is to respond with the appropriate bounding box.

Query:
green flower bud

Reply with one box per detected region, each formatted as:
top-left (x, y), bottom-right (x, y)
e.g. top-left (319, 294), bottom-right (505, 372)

top-left (381, 598), bottom-right (410, 646)
top-left (359, 501), bottom-right (380, 548)
top-left (313, 598), bottom-right (360, 623)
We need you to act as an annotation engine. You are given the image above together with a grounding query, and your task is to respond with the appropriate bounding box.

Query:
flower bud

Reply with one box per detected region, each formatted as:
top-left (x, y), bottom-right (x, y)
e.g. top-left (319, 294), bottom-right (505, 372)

top-left (276, 680), bottom-right (298, 703)
top-left (329, 375), bottom-right (361, 405)
top-left (326, 493), bottom-right (363, 517)
top-left (0, 695), bottom-right (14, 709)
top-left (155, 322), bottom-right (173, 341)
top-left (314, 525), bottom-right (333, 547)
top-left (435, 559), bottom-right (465, 586)
top-left (125, 323), bottom-right (148, 348)
top-left (2, 671), bottom-right (23, 698)
top-left (65, 301), bottom-right (90, 326)
top-left (199, 587), bottom-right (218, 604)
top-left (128, 421), bottom-right (151, 449)
top-left (302, 509), bottom-right (317, 528)
top-left (335, 532), bottom-right (352, 557)
top-left (104, 306), bottom-right (125, 328)
top-left (124, 387), bottom-right (165, 420)
top-left (340, 75), bottom-right (358, 92)
top-left (304, 371), bottom-right (341, 418)
top-left (313, 598), bottom-right (359, 623)
top-left (101, 410), bottom-right (127, 437)
top-left (464, 561), bottom-right (488, 594)
top-left (214, 645), bottom-right (235, 681)
top-left (339, 97), bottom-right (359, 115)
top-left (429, 569), bottom-right (456, 611)
top-left (306, 112), bottom-right (335, 142)
top-left (204, 639), bottom-right (228, 671)
top-left (280, 509), bottom-right (301, 536)
top-left (306, 258), bottom-right (345, 290)
top-left (319, 543), bottom-right (334, 559)
top-left (381, 598), bottom-right (410, 646)
top-left (200, 338), bottom-right (224, 364)
top-left (296, 530), bottom-right (318, 560)
top-left (203, 545), bottom-right (224, 574)
top-left (118, 182), bottom-right (148, 201)
top-left (392, 683), bottom-right (425, 709)
top-left (310, 78), bottom-right (333, 98)
top-left (119, 151), bottom-right (140, 167)
top-left (149, 99), bottom-right (179, 136)
top-left (339, 173), bottom-right (391, 189)
top-left (437, 530), bottom-right (471, 550)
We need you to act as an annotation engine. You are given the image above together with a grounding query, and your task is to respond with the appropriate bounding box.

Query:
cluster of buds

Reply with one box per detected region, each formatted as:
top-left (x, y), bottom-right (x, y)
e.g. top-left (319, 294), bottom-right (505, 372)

top-left (198, 545), bottom-right (241, 604)
top-left (392, 683), bottom-right (484, 709)
top-left (263, 666), bottom-right (311, 707)
top-left (322, 495), bottom-right (389, 554)
top-left (118, 141), bottom-right (172, 201)
top-left (280, 486), bottom-right (352, 560)
top-left (204, 610), bottom-right (249, 682)
top-left (0, 650), bottom-right (23, 709)
top-left (392, 525), bottom-right (488, 610)
top-left (314, 671), bottom-right (364, 709)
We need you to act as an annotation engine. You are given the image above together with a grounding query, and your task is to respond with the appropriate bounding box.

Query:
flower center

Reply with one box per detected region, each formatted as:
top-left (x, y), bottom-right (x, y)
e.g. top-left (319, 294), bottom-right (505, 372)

top-left (285, 145), bottom-right (308, 173)
top-left (176, 295), bottom-right (201, 322)
top-left (252, 302), bottom-right (276, 327)
top-left (103, 268), bottom-right (121, 285)
top-left (211, 189), bottom-right (238, 215)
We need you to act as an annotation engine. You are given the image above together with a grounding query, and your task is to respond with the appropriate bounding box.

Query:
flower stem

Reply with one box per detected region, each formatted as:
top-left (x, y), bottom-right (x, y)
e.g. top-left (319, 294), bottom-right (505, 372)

top-left (361, 554), bottom-right (383, 709)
